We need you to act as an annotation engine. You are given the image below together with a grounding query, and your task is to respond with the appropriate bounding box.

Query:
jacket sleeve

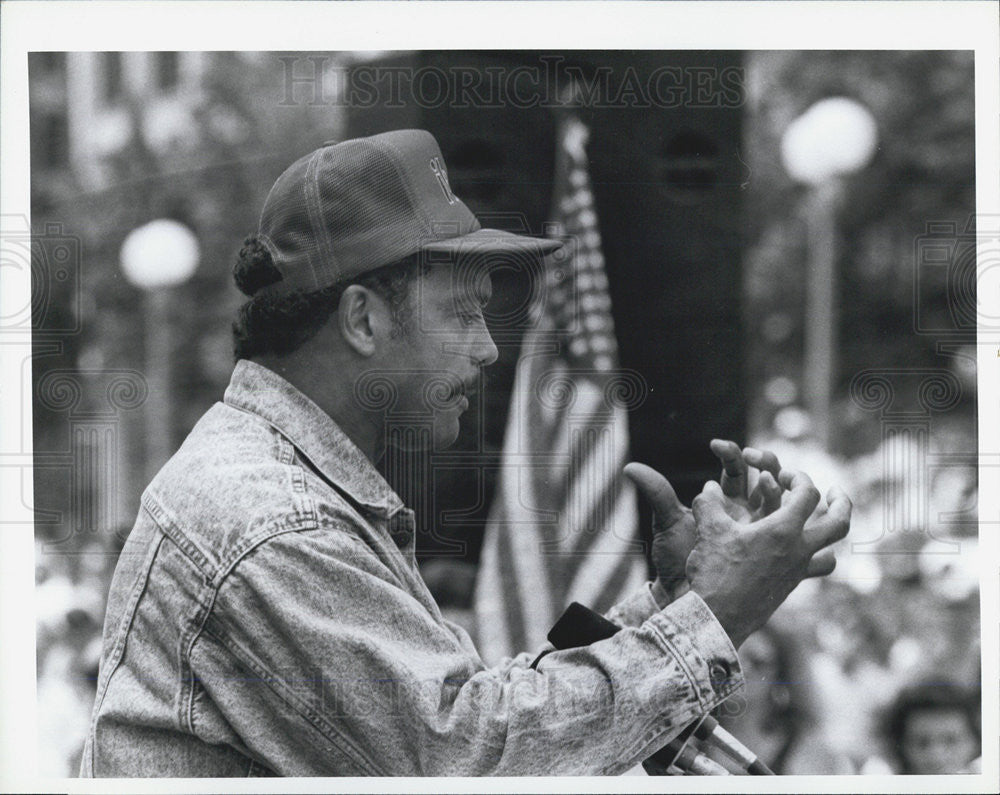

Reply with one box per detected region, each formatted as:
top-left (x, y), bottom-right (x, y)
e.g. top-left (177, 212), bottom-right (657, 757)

top-left (605, 581), bottom-right (671, 627)
top-left (192, 525), bottom-right (742, 776)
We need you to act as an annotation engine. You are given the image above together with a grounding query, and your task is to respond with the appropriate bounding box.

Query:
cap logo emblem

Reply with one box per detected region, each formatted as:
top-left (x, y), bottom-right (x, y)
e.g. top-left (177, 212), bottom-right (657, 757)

top-left (429, 157), bottom-right (457, 205)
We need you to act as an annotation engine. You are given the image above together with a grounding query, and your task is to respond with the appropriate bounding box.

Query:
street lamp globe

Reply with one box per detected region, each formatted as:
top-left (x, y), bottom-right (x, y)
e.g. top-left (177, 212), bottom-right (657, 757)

top-left (780, 97), bottom-right (879, 185)
top-left (120, 219), bottom-right (200, 289)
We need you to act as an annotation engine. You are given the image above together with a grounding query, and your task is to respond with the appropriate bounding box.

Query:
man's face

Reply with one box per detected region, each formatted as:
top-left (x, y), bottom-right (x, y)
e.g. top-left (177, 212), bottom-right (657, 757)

top-left (901, 708), bottom-right (977, 774)
top-left (373, 263), bottom-right (498, 451)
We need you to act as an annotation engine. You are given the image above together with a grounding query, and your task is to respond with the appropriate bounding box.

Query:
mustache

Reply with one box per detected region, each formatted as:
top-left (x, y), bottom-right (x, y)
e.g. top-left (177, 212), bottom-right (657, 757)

top-left (355, 369), bottom-right (483, 413)
top-left (440, 372), bottom-right (483, 403)
top-left (447, 378), bottom-right (479, 400)
top-left (406, 372), bottom-right (484, 412)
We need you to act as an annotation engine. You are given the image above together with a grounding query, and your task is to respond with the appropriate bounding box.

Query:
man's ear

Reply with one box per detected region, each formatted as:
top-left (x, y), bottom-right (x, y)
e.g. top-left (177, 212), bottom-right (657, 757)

top-left (338, 285), bottom-right (389, 357)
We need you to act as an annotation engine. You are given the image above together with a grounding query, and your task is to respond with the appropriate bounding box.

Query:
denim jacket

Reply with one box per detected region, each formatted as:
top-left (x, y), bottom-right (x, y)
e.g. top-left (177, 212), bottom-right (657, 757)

top-left (80, 360), bottom-right (742, 776)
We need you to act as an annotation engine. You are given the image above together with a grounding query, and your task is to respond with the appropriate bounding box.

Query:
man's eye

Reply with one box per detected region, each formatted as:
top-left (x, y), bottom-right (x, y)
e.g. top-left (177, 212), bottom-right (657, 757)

top-left (459, 311), bottom-right (480, 326)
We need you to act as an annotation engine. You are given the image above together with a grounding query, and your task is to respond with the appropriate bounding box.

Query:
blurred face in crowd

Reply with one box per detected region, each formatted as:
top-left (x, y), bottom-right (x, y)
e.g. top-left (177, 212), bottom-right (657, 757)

top-left (739, 630), bottom-right (782, 705)
top-left (900, 707), bottom-right (978, 774)
top-left (375, 263), bottom-right (498, 451)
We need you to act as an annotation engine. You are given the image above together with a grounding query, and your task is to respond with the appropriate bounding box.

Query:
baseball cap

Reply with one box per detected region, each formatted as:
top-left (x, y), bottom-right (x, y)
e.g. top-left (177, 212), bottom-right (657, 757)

top-left (256, 129), bottom-right (563, 296)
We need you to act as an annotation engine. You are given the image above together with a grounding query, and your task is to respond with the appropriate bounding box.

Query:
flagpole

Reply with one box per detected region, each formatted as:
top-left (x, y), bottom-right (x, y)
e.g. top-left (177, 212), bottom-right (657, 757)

top-left (781, 97), bottom-right (878, 451)
top-left (802, 180), bottom-right (842, 450)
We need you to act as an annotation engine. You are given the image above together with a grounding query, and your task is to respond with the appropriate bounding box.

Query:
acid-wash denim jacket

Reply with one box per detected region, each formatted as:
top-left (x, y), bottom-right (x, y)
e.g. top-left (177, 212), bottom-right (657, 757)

top-left (80, 360), bottom-right (742, 777)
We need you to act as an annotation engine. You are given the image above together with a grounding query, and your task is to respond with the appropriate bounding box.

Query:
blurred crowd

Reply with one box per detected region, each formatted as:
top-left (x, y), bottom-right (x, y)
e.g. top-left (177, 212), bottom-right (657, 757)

top-left (35, 538), bottom-right (115, 777)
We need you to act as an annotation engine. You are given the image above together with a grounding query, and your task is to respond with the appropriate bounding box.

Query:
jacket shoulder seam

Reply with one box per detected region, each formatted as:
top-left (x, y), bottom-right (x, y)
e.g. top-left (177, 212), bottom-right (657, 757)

top-left (142, 491), bottom-right (217, 580)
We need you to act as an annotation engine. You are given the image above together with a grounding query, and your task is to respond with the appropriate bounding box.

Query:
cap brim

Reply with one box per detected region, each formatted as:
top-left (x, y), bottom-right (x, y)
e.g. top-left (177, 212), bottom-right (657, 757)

top-left (420, 228), bottom-right (564, 259)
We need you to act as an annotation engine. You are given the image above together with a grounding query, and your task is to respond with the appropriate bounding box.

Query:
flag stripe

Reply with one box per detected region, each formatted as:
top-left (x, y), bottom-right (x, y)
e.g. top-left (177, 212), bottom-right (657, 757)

top-left (546, 380), bottom-right (606, 494)
top-left (474, 515), bottom-right (510, 663)
top-left (569, 476), bottom-right (625, 558)
top-left (493, 513), bottom-right (528, 655)
top-left (564, 429), bottom-right (620, 552)
top-left (593, 555), bottom-right (649, 616)
top-left (510, 465), bottom-right (558, 645)
top-left (566, 485), bottom-right (640, 607)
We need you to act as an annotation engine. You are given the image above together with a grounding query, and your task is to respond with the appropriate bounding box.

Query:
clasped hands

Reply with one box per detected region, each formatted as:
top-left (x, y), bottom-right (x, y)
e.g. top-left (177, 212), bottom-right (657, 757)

top-left (623, 440), bottom-right (852, 648)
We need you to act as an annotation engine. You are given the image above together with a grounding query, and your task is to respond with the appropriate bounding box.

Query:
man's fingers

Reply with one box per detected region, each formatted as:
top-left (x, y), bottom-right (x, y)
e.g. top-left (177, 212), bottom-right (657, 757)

top-left (803, 489), bottom-right (852, 552)
top-left (824, 486), bottom-right (853, 522)
top-left (754, 471), bottom-right (783, 516)
top-left (742, 447), bottom-right (782, 482)
top-left (691, 479), bottom-right (730, 526)
top-left (776, 469), bottom-right (822, 524)
top-left (805, 549), bottom-right (837, 578)
top-left (710, 439), bottom-right (748, 499)
top-left (623, 462), bottom-right (686, 526)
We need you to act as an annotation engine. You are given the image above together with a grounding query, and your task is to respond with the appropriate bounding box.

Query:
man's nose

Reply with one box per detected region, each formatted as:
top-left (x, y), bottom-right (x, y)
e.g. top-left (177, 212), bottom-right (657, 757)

top-left (478, 327), bottom-right (499, 367)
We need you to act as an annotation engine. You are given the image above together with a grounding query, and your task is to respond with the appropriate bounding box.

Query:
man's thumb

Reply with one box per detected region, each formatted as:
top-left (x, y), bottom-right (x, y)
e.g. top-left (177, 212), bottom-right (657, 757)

top-left (623, 462), bottom-right (685, 526)
top-left (692, 479), bottom-right (729, 525)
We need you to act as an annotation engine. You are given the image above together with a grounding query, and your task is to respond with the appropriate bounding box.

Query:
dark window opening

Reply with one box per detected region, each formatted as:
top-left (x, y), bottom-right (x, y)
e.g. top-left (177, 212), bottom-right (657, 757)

top-left (102, 52), bottom-right (123, 103)
top-left (157, 52), bottom-right (180, 91)
top-left (39, 113), bottom-right (69, 169)
top-left (39, 52), bottom-right (66, 75)
top-left (659, 130), bottom-right (720, 194)
top-left (446, 139), bottom-right (506, 204)
top-left (448, 139), bottom-right (506, 172)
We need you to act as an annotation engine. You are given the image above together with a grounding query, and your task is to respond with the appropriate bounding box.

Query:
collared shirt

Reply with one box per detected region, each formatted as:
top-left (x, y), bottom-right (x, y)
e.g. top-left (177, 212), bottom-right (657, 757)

top-left (80, 360), bottom-right (742, 777)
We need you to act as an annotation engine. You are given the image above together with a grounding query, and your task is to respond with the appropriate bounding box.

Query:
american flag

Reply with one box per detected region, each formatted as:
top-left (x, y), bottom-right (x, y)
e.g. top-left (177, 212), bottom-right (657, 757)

top-left (474, 114), bottom-right (648, 664)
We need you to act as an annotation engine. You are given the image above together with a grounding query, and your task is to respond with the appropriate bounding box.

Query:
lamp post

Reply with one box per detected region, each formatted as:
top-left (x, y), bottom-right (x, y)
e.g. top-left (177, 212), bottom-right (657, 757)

top-left (120, 219), bottom-right (200, 482)
top-left (780, 97), bottom-right (878, 450)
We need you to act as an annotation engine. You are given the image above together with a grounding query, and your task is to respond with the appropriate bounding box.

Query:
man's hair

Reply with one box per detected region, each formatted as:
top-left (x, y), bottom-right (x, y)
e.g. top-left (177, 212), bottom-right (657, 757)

top-left (231, 235), bottom-right (427, 361)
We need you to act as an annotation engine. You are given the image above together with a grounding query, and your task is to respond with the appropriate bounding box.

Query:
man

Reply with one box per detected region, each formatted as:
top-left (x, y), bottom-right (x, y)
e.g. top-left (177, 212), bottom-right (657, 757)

top-left (81, 129), bottom-right (850, 776)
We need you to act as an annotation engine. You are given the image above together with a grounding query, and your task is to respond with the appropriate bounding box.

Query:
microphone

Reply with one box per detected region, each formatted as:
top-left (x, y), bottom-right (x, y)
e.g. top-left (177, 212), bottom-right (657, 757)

top-left (693, 715), bottom-right (774, 775)
top-left (539, 601), bottom-right (774, 776)
top-left (643, 715), bottom-right (731, 775)
top-left (671, 741), bottom-right (733, 776)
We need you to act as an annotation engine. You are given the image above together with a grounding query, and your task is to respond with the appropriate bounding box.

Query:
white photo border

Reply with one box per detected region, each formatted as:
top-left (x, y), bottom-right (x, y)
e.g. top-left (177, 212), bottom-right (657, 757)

top-left (1, 2), bottom-right (997, 793)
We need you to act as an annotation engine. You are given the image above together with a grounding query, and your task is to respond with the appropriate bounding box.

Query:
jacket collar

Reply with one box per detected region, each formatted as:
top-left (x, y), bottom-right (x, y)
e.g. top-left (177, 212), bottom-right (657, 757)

top-left (224, 359), bottom-right (406, 519)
